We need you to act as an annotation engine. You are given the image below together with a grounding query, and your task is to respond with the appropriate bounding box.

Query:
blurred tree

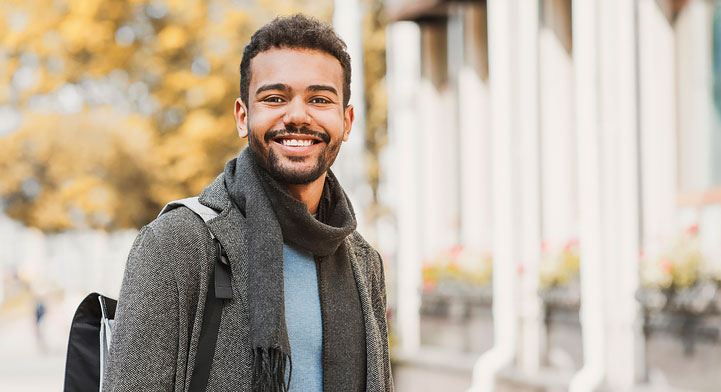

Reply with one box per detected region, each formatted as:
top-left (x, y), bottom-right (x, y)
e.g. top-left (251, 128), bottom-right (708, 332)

top-left (0, 108), bottom-right (158, 230)
top-left (0, 0), bottom-right (336, 231)
top-left (361, 0), bottom-right (389, 224)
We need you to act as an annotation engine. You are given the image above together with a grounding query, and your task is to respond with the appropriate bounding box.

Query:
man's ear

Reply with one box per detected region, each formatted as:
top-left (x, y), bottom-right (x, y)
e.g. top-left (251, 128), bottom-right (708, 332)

top-left (234, 98), bottom-right (248, 138)
top-left (343, 104), bottom-right (354, 142)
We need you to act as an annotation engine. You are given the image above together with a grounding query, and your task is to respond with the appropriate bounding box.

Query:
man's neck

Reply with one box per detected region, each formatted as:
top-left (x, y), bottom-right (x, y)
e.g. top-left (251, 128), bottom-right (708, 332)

top-left (284, 172), bottom-right (327, 215)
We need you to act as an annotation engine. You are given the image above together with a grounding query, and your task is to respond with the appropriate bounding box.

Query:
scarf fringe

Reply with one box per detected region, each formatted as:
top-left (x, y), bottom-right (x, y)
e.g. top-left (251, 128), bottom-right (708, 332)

top-left (251, 345), bottom-right (291, 392)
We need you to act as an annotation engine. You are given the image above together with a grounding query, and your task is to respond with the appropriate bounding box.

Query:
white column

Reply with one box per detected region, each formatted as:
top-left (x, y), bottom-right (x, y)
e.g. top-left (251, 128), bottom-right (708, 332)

top-left (417, 81), bottom-right (454, 258)
top-left (675, 1), bottom-right (721, 273)
top-left (333, 0), bottom-right (370, 234)
top-left (569, 1), bottom-right (605, 391)
top-left (637, 0), bottom-right (678, 259)
top-left (570, 0), bottom-right (644, 389)
top-left (676, 0), bottom-right (714, 193)
top-left (539, 0), bottom-right (577, 247)
top-left (457, 70), bottom-right (491, 253)
top-left (468, 0), bottom-right (519, 390)
top-left (418, 22), bottom-right (458, 259)
top-left (386, 21), bottom-right (423, 354)
top-left (598, 0), bottom-right (643, 389)
top-left (458, 6), bottom-right (492, 254)
top-left (517, 0), bottom-right (543, 374)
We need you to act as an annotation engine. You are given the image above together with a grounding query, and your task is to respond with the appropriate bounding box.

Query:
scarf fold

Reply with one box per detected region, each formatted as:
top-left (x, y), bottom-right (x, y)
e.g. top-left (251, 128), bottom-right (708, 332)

top-left (223, 148), bottom-right (357, 391)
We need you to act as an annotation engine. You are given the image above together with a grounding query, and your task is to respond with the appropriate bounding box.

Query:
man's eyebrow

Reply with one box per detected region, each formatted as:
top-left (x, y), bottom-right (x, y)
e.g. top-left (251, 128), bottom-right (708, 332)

top-left (255, 83), bottom-right (290, 96)
top-left (306, 85), bottom-right (338, 96)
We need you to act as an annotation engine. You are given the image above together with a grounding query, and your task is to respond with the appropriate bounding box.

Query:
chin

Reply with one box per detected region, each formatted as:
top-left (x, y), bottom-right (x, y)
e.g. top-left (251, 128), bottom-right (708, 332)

top-left (270, 160), bottom-right (327, 185)
top-left (249, 138), bottom-right (338, 185)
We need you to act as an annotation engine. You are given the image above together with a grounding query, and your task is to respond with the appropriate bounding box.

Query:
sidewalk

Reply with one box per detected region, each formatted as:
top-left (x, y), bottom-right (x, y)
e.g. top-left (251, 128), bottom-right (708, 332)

top-left (0, 316), bottom-right (66, 391)
top-left (0, 293), bottom-right (78, 391)
top-left (394, 363), bottom-right (473, 392)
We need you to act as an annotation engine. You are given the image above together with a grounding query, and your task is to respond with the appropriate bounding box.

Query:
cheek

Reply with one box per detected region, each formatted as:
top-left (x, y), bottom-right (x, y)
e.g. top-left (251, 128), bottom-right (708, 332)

top-left (312, 111), bottom-right (346, 137)
top-left (249, 108), bottom-right (284, 131)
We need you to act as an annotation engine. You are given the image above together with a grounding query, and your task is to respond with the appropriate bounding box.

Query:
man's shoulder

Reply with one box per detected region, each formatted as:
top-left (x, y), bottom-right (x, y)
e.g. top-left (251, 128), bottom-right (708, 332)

top-left (346, 231), bottom-right (382, 267)
top-left (347, 231), bottom-right (374, 253)
top-left (145, 172), bottom-right (229, 245)
top-left (142, 205), bottom-right (216, 249)
top-left (127, 206), bottom-right (218, 286)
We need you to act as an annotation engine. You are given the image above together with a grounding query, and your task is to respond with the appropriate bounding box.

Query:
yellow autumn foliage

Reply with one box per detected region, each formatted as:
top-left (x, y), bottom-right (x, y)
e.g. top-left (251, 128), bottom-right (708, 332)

top-left (0, 0), bottom-right (387, 233)
top-left (157, 25), bottom-right (188, 52)
top-left (0, 108), bottom-right (158, 230)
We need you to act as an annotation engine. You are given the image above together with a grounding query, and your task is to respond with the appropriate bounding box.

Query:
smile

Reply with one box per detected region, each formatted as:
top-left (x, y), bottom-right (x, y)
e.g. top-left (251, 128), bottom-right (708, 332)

top-left (280, 139), bottom-right (315, 147)
top-left (271, 132), bottom-right (326, 149)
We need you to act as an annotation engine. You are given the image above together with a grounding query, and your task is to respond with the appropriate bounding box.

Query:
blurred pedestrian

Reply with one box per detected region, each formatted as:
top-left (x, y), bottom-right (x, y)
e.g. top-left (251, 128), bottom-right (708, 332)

top-left (34, 296), bottom-right (47, 352)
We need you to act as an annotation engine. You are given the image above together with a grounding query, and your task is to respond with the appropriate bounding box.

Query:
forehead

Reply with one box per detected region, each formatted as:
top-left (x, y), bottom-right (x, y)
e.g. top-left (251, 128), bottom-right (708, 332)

top-left (249, 48), bottom-right (344, 94)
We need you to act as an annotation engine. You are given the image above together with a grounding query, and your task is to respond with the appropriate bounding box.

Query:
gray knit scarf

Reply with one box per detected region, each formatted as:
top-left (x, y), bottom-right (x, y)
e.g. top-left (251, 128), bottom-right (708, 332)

top-left (224, 148), bottom-right (366, 392)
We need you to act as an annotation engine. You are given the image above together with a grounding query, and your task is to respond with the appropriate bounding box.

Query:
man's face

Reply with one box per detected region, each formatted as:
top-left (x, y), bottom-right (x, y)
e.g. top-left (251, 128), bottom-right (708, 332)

top-left (234, 48), bottom-right (353, 185)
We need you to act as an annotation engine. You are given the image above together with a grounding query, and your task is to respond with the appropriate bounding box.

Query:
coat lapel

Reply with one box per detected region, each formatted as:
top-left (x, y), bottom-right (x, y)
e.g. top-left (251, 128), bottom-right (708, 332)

top-left (347, 240), bottom-right (385, 392)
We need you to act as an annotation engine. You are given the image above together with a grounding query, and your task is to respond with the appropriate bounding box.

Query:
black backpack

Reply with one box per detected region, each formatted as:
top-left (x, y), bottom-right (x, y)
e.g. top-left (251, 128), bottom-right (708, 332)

top-left (63, 197), bottom-right (232, 392)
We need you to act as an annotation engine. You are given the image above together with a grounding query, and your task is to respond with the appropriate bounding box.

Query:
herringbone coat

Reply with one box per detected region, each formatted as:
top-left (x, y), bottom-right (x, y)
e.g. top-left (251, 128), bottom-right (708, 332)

top-left (103, 174), bottom-right (393, 391)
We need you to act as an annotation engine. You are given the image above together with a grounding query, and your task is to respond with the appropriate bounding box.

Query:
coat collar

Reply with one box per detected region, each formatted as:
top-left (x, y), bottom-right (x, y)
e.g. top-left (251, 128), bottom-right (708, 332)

top-left (198, 173), bottom-right (231, 213)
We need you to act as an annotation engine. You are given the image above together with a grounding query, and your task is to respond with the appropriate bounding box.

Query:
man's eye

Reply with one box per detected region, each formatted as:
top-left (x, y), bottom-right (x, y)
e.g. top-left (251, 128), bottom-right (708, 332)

top-left (263, 96), bottom-right (285, 103)
top-left (310, 97), bottom-right (331, 104)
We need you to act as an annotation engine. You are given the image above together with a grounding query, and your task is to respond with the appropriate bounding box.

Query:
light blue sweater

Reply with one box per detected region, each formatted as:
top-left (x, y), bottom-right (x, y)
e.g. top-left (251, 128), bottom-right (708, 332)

top-left (283, 243), bottom-right (323, 392)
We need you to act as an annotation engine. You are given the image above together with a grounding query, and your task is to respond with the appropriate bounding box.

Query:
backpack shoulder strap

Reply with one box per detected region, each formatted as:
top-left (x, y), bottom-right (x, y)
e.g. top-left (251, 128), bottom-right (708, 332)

top-left (159, 197), bottom-right (220, 229)
top-left (189, 261), bottom-right (225, 392)
top-left (159, 196), bottom-right (232, 298)
top-left (158, 196), bottom-right (230, 392)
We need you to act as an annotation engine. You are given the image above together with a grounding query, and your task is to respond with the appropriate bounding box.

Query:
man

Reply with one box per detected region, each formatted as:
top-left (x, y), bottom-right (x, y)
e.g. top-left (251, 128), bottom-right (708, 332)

top-left (104, 14), bottom-right (392, 392)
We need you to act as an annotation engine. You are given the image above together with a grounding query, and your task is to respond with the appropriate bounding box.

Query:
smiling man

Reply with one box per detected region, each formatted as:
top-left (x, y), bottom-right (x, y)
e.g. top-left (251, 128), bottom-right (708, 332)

top-left (104, 14), bottom-right (392, 392)
top-left (237, 47), bottom-right (351, 207)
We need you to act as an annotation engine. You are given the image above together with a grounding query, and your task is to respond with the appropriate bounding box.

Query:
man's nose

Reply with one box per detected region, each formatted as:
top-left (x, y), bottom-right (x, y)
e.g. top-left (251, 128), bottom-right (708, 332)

top-left (283, 97), bottom-right (311, 126)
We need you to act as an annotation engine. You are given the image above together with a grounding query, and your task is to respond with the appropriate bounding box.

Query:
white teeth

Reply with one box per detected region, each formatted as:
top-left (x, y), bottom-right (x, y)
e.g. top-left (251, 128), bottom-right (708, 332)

top-left (281, 139), bottom-right (313, 147)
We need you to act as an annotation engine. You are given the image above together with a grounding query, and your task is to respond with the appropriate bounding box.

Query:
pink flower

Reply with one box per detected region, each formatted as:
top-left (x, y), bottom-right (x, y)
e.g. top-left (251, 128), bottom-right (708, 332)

top-left (661, 259), bottom-right (673, 273)
top-left (423, 280), bottom-right (437, 292)
top-left (450, 245), bottom-right (463, 257)
top-left (564, 238), bottom-right (579, 251)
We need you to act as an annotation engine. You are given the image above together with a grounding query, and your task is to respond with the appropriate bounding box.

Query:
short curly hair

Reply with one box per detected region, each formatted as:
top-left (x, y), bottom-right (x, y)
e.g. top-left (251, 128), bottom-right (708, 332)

top-left (239, 14), bottom-right (352, 108)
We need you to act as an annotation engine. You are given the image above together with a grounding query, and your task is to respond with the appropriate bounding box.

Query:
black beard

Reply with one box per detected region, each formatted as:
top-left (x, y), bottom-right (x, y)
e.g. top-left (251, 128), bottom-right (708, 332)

top-left (248, 125), bottom-right (342, 185)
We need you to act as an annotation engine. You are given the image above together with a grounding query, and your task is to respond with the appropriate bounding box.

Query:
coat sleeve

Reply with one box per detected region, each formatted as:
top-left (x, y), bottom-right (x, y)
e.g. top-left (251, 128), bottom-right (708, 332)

top-left (103, 225), bottom-right (180, 392)
top-left (374, 251), bottom-right (394, 391)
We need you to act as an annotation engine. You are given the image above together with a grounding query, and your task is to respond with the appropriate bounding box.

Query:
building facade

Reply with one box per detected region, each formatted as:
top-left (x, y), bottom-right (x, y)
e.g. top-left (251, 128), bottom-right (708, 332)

top-left (384, 0), bottom-right (721, 390)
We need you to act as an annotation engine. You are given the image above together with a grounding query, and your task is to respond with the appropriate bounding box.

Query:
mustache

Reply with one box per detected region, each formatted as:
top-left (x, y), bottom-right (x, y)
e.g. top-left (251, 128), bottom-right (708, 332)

top-left (264, 125), bottom-right (330, 144)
